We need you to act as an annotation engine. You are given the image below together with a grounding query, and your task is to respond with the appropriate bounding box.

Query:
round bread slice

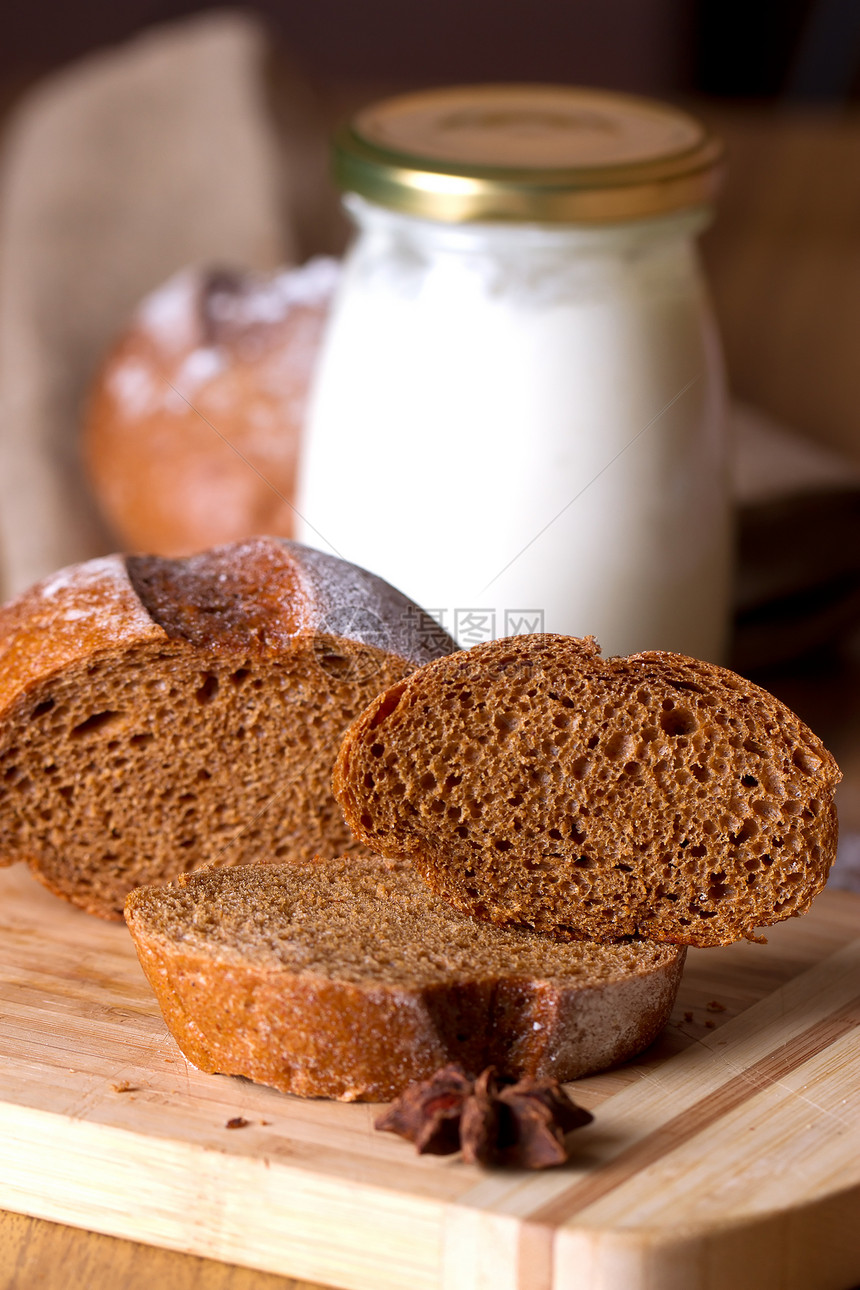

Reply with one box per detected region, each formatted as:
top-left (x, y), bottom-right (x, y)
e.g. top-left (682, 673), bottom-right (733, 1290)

top-left (333, 634), bottom-right (841, 948)
top-left (0, 537), bottom-right (455, 918)
top-left (124, 856), bottom-right (686, 1101)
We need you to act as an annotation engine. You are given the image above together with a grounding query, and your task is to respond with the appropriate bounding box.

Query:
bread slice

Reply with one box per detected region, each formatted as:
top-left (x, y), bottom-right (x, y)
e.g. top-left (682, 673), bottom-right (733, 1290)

top-left (0, 537), bottom-right (455, 918)
top-left (334, 634), bottom-right (841, 948)
top-left (124, 855), bottom-right (686, 1101)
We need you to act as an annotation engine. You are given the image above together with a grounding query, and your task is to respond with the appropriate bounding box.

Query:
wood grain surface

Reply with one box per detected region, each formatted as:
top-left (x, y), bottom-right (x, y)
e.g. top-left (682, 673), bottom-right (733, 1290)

top-left (1, 864), bottom-right (859, 1290)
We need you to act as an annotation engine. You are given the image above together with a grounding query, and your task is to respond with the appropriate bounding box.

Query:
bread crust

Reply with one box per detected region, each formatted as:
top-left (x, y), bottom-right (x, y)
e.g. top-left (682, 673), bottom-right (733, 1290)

top-left (334, 634), bottom-right (842, 948)
top-left (125, 857), bottom-right (686, 1101)
top-left (0, 538), bottom-right (455, 917)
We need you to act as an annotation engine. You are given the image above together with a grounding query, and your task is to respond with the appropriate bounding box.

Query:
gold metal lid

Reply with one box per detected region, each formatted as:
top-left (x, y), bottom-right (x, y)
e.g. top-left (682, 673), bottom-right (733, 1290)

top-left (334, 84), bottom-right (723, 224)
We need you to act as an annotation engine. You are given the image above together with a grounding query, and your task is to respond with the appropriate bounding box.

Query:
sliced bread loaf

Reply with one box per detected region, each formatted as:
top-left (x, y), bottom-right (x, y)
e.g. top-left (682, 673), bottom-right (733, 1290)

top-left (0, 537), bottom-right (455, 918)
top-left (124, 855), bottom-right (686, 1101)
top-left (334, 634), bottom-right (841, 948)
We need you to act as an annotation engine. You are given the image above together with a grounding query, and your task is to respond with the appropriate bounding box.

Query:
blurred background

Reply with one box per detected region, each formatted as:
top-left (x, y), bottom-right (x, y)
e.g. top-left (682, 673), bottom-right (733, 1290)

top-left (3, 0), bottom-right (859, 99)
top-left (1, 0), bottom-right (860, 809)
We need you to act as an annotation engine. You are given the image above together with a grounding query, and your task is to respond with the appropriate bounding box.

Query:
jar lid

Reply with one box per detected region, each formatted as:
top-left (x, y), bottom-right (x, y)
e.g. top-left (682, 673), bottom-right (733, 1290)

top-left (334, 84), bottom-right (723, 224)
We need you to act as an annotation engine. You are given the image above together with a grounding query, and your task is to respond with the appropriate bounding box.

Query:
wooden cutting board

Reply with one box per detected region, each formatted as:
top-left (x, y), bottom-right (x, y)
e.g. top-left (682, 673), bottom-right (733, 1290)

top-left (0, 864), bottom-right (858, 1290)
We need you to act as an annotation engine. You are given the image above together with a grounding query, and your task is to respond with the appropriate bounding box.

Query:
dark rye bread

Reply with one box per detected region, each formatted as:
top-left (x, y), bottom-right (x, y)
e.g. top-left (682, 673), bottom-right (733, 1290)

top-left (334, 635), bottom-right (841, 949)
top-left (0, 537), bottom-right (455, 919)
top-left (124, 856), bottom-right (686, 1101)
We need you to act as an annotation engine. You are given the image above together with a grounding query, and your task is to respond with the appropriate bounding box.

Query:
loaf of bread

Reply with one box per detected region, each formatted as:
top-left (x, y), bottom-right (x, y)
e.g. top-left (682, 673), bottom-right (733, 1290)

top-left (125, 855), bottom-right (686, 1101)
top-left (0, 537), bottom-right (455, 918)
top-left (83, 259), bottom-right (338, 556)
top-left (334, 634), bottom-right (841, 948)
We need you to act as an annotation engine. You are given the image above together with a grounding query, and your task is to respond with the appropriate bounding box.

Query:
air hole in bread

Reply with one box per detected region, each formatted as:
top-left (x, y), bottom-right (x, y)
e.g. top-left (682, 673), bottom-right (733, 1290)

top-left (793, 747), bottom-right (821, 775)
top-left (32, 699), bottom-right (56, 718)
top-left (708, 874), bottom-right (732, 900)
top-left (660, 708), bottom-right (696, 737)
top-left (370, 684), bottom-right (406, 728)
top-left (672, 679), bottom-right (706, 695)
top-left (129, 733), bottom-right (153, 748)
top-left (195, 674), bottom-right (219, 705)
top-left (607, 730), bottom-right (636, 761)
top-left (730, 819), bottom-right (758, 845)
top-left (71, 710), bottom-right (124, 738)
top-left (230, 668), bottom-right (251, 686)
top-left (318, 653), bottom-right (349, 675)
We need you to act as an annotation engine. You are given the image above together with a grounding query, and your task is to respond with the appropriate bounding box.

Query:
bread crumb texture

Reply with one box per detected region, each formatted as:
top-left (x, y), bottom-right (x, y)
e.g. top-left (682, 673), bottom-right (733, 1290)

top-left (0, 538), bottom-right (455, 919)
top-left (125, 857), bottom-right (685, 1101)
top-left (334, 635), bottom-right (842, 948)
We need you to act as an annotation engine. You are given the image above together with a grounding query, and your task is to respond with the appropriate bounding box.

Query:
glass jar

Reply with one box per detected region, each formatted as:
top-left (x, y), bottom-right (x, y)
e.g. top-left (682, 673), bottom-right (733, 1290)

top-left (298, 85), bottom-right (731, 661)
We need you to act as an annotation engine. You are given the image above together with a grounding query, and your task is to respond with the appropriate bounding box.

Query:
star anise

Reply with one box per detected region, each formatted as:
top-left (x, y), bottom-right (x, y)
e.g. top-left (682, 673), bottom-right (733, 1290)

top-left (375, 1064), bottom-right (593, 1169)
top-left (374, 1063), bottom-right (473, 1155)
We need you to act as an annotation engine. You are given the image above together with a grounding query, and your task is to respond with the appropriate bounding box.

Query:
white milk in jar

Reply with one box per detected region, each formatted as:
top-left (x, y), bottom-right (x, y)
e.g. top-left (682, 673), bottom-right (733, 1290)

top-left (298, 85), bottom-right (730, 660)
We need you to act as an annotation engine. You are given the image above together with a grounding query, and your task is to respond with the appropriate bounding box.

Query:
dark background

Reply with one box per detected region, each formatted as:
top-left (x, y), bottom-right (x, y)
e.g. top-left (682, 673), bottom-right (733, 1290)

top-left (2, 0), bottom-right (860, 102)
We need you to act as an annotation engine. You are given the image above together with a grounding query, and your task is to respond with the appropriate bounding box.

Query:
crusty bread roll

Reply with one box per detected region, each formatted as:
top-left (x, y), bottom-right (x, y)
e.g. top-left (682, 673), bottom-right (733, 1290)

top-left (125, 855), bottom-right (686, 1101)
top-left (334, 634), bottom-right (841, 948)
top-left (82, 259), bottom-right (339, 556)
top-left (0, 536), bottom-right (455, 918)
